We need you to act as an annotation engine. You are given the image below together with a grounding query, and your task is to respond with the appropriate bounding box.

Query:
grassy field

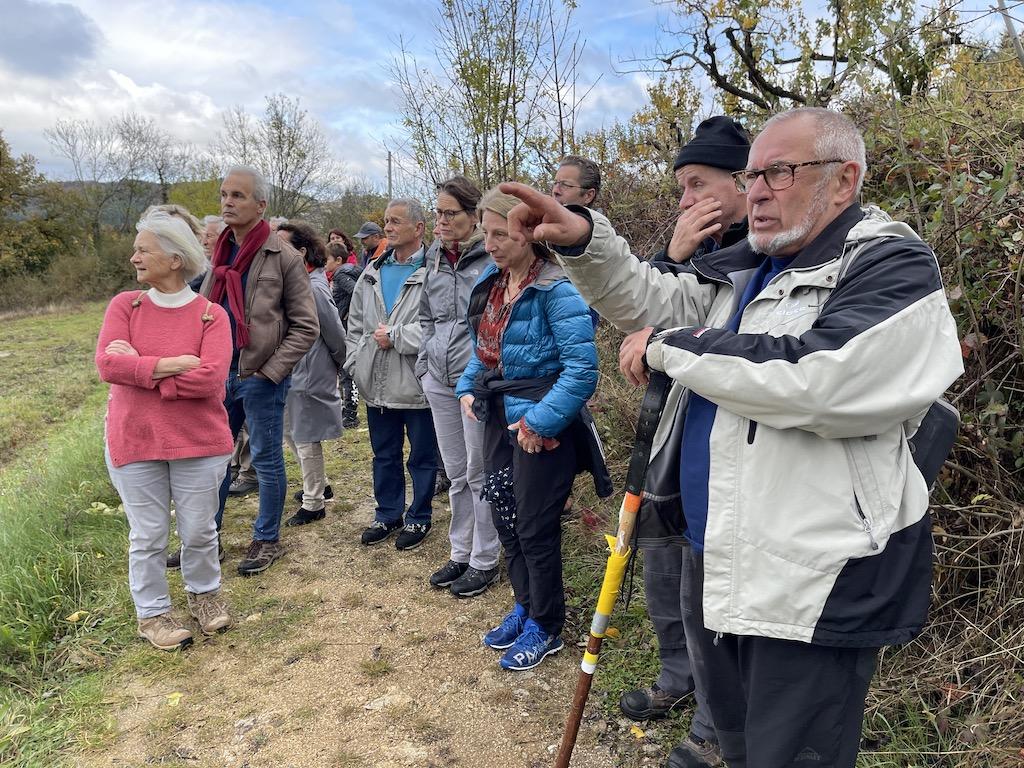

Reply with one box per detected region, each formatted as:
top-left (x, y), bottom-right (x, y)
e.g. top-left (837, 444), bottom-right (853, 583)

top-left (0, 302), bottom-right (136, 766)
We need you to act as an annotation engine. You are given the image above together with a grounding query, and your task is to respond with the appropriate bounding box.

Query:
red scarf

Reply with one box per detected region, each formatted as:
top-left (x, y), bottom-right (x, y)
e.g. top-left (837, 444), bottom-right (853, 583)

top-left (209, 219), bottom-right (271, 349)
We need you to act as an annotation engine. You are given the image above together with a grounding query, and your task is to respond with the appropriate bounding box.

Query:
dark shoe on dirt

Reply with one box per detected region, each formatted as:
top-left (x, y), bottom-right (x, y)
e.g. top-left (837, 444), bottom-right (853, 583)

top-left (237, 539), bottom-right (284, 576)
top-left (620, 684), bottom-right (691, 721)
top-left (360, 520), bottom-right (402, 546)
top-left (430, 559), bottom-right (469, 588)
top-left (228, 476), bottom-right (259, 496)
top-left (167, 537), bottom-right (225, 569)
top-left (284, 506), bottom-right (327, 527)
top-left (395, 522), bottom-right (431, 551)
top-left (293, 484), bottom-right (333, 503)
top-left (433, 472), bottom-right (451, 497)
top-left (666, 736), bottom-right (723, 768)
top-left (450, 565), bottom-right (499, 598)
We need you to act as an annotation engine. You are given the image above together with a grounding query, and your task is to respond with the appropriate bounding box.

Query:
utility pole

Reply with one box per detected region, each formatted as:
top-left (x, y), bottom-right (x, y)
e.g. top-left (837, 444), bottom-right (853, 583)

top-left (387, 151), bottom-right (393, 199)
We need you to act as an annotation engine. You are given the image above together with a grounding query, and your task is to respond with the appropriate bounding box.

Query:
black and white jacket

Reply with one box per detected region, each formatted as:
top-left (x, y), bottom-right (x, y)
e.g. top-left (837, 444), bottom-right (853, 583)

top-left (556, 204), bottom-right (964, 648)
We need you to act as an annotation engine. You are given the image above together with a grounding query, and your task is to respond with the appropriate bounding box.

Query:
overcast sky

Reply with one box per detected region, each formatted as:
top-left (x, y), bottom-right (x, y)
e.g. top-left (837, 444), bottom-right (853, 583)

top-left (0, 0), bottom-right (672, 188)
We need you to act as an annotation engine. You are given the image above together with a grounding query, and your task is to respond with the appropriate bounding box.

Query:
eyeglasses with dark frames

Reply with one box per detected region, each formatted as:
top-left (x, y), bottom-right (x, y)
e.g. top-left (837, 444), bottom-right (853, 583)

top-left (731, 159), bottom-right (847, 193)
top-left (551, 179), bottom-right (590, 191)
top-left (434, 208), bottom-right (467, 221)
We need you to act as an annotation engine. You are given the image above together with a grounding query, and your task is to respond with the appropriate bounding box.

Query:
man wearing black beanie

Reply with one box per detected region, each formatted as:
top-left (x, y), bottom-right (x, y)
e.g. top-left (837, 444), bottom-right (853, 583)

top-left (653, 115), bottom-right (750, 266)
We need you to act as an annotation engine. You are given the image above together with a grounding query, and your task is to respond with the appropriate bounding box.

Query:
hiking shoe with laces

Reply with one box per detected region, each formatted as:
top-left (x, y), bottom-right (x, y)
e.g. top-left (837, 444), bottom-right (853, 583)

top-left (483, 603), bottom-right (527, 650)
top-left (237, 539), bottom-right (284, 576)
top-left (430, 559), bottom-right (469, 588)
top-left (186, 589), bottom-right (233, 635)
top-left (138, 613), bottom-right (193, 651)
top-left (167, 536), bottom-right (225, 569)
top-left (228, 476), bottom-right (258, 496)
top-left (284, 506), bottom-right (326, 527)
top-left (666, 735), bottom-right (723, 768)
top-left (620, 683), bottom-right (691, 721)
top-left (395, 522), bottom-right (431, 551)
top-left (450, 565), bottom-right (499, 598)
top-left (499, 618), bottom-right (563, 671)
top-left (293, 485), bottom-right (333, 504)
top-left (360, 519), bottom-right (403, 546)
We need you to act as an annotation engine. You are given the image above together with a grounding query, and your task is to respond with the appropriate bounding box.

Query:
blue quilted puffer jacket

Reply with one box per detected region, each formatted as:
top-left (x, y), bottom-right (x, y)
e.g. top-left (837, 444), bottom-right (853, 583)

top-left (455, 258), bottom-right (598, 438)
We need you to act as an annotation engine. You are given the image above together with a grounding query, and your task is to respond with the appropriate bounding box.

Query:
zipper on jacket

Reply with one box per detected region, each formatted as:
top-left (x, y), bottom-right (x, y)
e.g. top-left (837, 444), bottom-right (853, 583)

top-left (746, 420), bottom-right (758, 444)
top-left (854, 500), bottom-right (880, 551)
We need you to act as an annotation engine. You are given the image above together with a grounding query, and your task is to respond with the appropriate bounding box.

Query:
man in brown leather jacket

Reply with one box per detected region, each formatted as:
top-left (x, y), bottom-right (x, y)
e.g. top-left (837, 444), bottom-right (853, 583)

top-left (202, 166), bottom-right (318, 576)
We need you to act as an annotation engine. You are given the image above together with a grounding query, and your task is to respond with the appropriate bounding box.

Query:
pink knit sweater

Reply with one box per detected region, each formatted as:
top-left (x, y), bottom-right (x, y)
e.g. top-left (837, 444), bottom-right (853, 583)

top-left (96, 291), bottom-right (234, 467)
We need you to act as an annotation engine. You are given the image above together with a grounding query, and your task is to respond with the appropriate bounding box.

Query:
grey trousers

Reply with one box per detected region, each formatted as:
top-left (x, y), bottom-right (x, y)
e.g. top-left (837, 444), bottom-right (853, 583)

top-left (230, 423), bottom-right (256, 483)
top-left (643, 542), bottom-right (716, 744)
top-left (106, 449), bottom-right (230, 619)
top-left (421, 371), bottom-right (500, 570)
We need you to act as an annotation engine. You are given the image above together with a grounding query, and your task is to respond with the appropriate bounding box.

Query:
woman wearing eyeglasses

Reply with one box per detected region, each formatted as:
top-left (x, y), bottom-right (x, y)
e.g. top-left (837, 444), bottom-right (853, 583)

top-left (456, 188), bottom-right (601, 671)
top-left (417, 175), bottom-right (503, 598)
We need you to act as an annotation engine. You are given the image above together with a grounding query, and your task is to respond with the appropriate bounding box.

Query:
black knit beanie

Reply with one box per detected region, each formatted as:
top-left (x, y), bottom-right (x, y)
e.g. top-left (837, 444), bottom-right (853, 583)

top-left (673, 116), bottom-right (751, 172)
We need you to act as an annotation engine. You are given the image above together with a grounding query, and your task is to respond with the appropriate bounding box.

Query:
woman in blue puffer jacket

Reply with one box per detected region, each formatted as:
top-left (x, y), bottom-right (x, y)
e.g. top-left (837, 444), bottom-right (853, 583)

top-left (456, 187), bottom-right (598, 672)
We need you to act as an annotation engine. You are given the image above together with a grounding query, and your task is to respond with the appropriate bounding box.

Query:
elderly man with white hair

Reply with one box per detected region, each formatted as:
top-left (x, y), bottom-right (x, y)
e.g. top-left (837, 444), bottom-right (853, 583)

top-left (201, 166), bottom-right (318, 576)
top-left (96, 210), bottom-right (235, 650)
top-left (499, 107), bottom-right (963, 768)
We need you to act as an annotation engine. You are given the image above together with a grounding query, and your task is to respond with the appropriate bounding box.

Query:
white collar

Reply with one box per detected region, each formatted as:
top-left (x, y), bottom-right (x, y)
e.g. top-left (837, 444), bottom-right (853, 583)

top-left (148, 285), bottom-right (197, 308)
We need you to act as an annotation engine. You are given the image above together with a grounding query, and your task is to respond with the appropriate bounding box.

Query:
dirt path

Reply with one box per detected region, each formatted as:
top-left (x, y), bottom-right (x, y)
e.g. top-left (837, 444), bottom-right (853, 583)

top-left (81, 426), bottom-right (622, 768)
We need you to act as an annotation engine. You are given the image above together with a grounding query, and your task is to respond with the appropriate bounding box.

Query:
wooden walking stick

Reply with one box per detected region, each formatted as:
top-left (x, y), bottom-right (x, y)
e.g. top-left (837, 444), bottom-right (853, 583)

top-left (553, 370), bottom-right (673, 768)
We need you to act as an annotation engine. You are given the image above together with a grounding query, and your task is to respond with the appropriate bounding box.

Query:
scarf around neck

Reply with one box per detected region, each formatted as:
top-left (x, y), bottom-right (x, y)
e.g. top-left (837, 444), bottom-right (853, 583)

top-left (209, 219), bottom-right (271, 349)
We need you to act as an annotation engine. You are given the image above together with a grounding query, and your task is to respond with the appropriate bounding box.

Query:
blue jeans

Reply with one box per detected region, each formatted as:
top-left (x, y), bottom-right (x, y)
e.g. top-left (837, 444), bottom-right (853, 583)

top-left (365, 406), bottom-right (437, 526)
top-left (216, 372), bottom-right (290, 542)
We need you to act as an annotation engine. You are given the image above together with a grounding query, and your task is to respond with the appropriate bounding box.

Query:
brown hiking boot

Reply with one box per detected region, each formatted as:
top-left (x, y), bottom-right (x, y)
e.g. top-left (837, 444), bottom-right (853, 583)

top-left (187, 589), bottom-right (233, 634)
top-left (237, 539), bottom-right (284, 576)
top-left (137, 613), bottom-right (193, 651)
top-left (619, 684), bottom-right (691, 720)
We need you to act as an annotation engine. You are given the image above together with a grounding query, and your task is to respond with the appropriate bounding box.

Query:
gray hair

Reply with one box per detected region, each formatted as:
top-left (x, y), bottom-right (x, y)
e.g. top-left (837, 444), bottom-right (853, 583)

top-left (761, 108), bottom-right (866, 196)
top-left (223, 164), bottom-right (270, 204)
top-left (387, 198), bottom-right (426, 224)
top-left (269, 216), bottom-right (289, 229)
top-left (202, 215), bottom-right (227, 235)
top-left (136, 210), bottom-right (208, 282)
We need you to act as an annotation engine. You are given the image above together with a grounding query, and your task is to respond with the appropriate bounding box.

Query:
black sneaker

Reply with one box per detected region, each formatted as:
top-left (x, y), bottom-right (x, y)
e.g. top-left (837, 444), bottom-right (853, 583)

top-left (292, 485), bottom-right (333, 503)
top-left (395, 522), bottom-right (431, 551)
top-left (666, 735), bottom-right (723, 768)
top-left (284, 506), bottom-right (326, 527)
top-left (429, 559), bottom-right (469, 588)
top-left (360, 520), bottom-right (402, 546)
top-left (167, 537), bottom-right (225, 569)
top-left (450, 565), bottom-right (499, 598)
top-left (237, 539), bottom-right (284, 576)
top-left (619, 683), bottom-right (691, 721)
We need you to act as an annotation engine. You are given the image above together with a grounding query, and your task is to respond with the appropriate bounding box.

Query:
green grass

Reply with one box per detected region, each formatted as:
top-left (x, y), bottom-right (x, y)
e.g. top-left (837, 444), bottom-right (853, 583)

top-left (0, 302), bottom-right (135, 767)
top-left (0, 302), bottom-right (107, 465)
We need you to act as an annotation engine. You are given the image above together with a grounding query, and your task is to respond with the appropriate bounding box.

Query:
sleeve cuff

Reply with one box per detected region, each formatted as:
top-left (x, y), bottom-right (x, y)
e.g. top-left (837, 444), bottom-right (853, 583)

top-left (550, 205), bottom-right (595, 258)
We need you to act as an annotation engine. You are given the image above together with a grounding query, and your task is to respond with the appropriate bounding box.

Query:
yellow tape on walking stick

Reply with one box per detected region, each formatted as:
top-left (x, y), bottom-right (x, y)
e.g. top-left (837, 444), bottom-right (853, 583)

top-left (595, 534), bottom-right (631, 621)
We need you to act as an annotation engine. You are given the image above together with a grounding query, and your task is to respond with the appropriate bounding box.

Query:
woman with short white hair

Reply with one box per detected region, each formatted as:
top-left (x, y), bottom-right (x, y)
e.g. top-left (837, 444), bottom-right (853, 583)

top-left (96, 210), bottom-right (235, 651)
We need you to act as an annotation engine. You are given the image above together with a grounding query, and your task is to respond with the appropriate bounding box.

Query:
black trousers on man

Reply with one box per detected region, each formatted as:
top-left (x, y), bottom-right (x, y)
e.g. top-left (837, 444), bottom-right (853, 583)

top-left (691, 554), bottom-right (879, 768)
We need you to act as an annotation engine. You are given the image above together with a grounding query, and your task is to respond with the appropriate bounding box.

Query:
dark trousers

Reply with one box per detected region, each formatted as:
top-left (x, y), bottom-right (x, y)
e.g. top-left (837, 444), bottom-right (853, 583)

top-left (217, 372), bottom-right (290, 541)
top-left (691, 554), bottom-right (879, 768)
top-left (365, 406), bottom-right (437, 526)
top-left (494, 436), bottom-right (576, 637)
top-left (643, 543), bottom-right (716, 744)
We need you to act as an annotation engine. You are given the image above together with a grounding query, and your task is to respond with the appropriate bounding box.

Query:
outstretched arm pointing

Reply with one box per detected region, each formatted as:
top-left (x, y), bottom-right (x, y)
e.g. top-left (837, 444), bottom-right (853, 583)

top-left (498, 182), bottom-right (592, 247)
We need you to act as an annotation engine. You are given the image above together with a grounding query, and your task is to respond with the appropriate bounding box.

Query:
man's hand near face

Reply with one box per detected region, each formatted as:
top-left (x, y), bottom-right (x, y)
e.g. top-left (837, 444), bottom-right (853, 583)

top-left (667, 198), bottom-right (724, 263)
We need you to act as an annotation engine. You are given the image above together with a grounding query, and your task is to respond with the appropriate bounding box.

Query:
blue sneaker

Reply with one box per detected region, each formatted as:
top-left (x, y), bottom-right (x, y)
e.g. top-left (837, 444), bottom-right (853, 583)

top-left (483, 603), bottom-right (527, 650)
top-left (499, 618), bottom-right (564, 671)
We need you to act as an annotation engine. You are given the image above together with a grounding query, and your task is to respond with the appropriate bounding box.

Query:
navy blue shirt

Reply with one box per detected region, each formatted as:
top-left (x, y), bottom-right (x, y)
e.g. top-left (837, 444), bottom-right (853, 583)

top-left (679, 255), bottom-right (794, 551)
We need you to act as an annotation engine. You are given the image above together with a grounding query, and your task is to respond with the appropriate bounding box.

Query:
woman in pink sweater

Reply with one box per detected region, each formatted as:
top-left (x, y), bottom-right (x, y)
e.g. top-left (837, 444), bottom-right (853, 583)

top-left (96, 209), bottom-right (235, 651)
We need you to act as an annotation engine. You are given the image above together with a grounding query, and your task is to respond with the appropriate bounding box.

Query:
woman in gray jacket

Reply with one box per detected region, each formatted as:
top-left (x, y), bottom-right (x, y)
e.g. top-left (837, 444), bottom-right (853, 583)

top-left (418, 176), bottom-right (501, 597)
top-left (277, 222), bottom-right (347, 526)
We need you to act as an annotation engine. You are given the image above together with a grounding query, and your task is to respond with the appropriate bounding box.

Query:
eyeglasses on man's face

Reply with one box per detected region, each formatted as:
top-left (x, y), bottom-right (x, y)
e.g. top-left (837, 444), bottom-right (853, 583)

top-left (434, 208), bottom-right (467, 221)
top-left (731, 159), bottom-right (846, 193)
top-left (551, 179), bottom-right (589, 191)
